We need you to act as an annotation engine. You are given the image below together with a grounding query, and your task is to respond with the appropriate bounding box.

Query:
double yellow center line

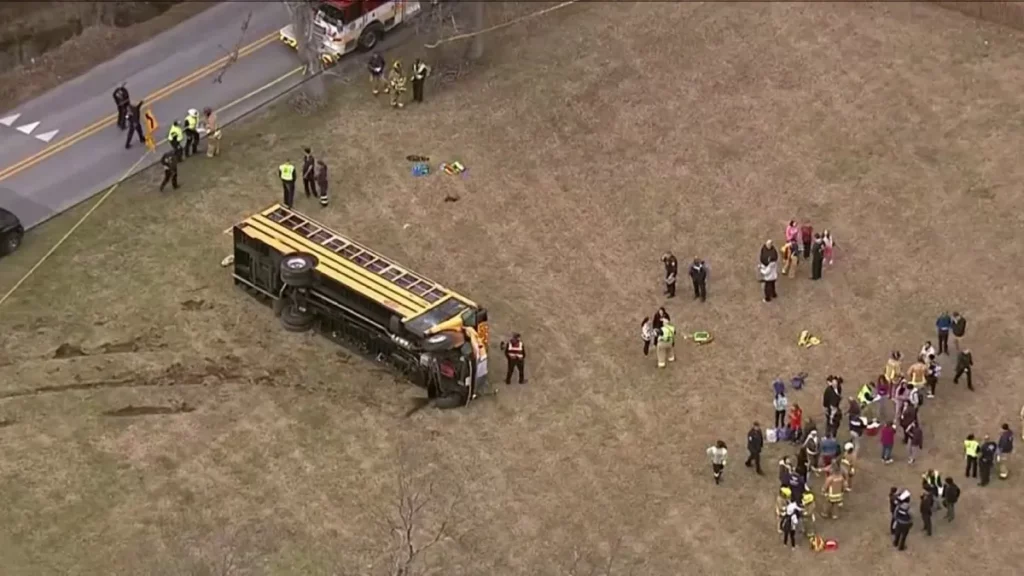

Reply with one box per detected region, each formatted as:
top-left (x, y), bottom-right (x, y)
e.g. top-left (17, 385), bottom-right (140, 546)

top-left (0, 31), bottom-right (279, 183)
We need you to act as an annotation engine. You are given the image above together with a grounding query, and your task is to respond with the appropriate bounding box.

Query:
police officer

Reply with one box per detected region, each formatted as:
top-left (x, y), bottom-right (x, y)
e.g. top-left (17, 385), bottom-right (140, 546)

top-left (315, 160), bottom-right (329, 208)
top-left (368, 52), bottom-right (386, 95)
top-left (167, 121), bottom-right (185, 162)
top-left (689, 257), bottom-right (708, 302)
top-left (388, 60), bottom-right (407, 108)
top-left (183, 109), bottom-right (200, 157)
top-left (502, 333), bottom-right (526, 385)
top-left (124, 99), bottom-right (145, 149)
top-left (302, 147), bottom-right (317, 199)
top-left (979, 434), bottom-right (998, 486)
top-left (279, 159), bottom-right (297, 208)
top-left (159, 150), bottom-right (179, 192)
top-left (113, 83), bottom-right (130, 130)
top-left (411, 58), bottom-right (430, 103)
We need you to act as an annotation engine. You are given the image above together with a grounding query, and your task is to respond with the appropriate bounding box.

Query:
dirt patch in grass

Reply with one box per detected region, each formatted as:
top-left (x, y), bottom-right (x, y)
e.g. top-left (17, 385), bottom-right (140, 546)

top-left (1, 2), bottom-right (1023, 574)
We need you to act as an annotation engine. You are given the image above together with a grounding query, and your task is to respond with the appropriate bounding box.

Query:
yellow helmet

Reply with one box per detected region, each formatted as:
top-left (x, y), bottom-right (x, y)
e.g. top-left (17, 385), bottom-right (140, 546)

top-left (802, 492), bottom-right (815, 505)
top-left (392, 60), bottom-right (402, 70)
top-left (780, 486), bottom-right (792, 498)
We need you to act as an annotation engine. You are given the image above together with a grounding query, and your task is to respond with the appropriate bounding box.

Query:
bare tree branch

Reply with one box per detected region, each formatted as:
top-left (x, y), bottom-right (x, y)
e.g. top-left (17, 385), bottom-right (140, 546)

top-left (214, 11), bottom-right (253, 84)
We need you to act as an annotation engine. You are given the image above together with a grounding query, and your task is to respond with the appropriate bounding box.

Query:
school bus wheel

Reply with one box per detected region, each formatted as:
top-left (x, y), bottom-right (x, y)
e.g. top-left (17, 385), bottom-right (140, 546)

top-left (280, 302), bottom-right (315, 333)
top-left (280, 252), bottom-right (318, 288)
top-left (422, 330), bottom-right (465, 352)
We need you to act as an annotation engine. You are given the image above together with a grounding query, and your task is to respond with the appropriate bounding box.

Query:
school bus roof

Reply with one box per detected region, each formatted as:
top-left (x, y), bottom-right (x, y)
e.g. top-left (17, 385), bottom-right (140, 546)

top-left (237, 204), bottom-right (478, 320)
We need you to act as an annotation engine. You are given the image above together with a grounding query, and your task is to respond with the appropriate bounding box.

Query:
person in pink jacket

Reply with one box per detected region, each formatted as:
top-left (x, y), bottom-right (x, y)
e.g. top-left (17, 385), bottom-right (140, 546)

top-left (822, 230), bottom-right (837, 265)
top-left (880, 420), bottom-right (896, 464)
top-left (786, 220), bottom-right (800, 246)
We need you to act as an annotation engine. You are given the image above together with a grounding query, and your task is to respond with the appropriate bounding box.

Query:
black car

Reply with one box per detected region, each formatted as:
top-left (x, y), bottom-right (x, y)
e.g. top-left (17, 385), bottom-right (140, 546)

top-left (0, 207), bottom-right (23, 256)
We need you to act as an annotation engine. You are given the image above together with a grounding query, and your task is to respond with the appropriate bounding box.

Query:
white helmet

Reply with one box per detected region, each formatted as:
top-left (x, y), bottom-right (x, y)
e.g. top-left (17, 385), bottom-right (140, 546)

top-left (844, 442), bottom-right (854, 452)
top-left (188, 108), bottom-right (198, 117)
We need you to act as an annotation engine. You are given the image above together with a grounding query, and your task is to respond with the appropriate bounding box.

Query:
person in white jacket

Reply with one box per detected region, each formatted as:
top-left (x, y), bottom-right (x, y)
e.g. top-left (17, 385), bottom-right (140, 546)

top-left (640, 317), bottom-right (654, 357)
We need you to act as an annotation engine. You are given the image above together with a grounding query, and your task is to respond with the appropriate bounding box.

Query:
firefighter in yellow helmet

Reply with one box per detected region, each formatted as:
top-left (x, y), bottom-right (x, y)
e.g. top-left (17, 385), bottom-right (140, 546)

top-left (775, 486), bottom-right (791, 533)
top-left (800, 491), bottom-right (817, 538)
top-left (388, 60), bottom-right (407, 108)
top-left (821, 462), bottom-right (846, 519)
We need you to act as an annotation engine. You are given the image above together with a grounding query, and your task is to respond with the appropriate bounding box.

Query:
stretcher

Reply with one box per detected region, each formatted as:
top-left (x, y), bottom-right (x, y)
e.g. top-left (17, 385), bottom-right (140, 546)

top-left (681, 331), bottom-right (714, 345)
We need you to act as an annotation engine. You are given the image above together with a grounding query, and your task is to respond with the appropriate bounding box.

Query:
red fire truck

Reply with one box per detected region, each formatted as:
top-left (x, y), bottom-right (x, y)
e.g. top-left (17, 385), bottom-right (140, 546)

top-left (280, 0), bottom-right (422, 66)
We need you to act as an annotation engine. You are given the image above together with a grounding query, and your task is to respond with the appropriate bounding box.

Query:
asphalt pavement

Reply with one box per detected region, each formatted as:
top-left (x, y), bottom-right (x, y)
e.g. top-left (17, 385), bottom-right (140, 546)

top-left (0, 1), bottom-right (303, 230)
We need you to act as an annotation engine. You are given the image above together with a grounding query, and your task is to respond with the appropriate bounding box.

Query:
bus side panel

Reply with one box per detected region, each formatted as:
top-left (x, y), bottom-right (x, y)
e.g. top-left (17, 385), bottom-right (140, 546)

top-left (233, 227), bottom-right (284, 299)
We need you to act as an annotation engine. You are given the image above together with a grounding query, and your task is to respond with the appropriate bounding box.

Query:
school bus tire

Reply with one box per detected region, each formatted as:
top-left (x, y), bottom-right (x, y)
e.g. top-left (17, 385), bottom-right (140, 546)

top-left (434, 393), bottom-right (464, 410)
top-left (421, 330), bottom-right (465, 352)
top-left (280, 303), bottom-right (315, 333)
top-left (280, 253), bottom-right (318, 287)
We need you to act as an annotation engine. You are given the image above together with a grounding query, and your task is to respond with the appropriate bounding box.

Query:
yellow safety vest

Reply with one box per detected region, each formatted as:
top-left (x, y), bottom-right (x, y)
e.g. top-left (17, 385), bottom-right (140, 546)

top-left (185, 114), bottom-right (198, 130)
top-left (659, 323), bottom-right (676, 344)
top-left (167, 125), bottom-right (183, 143)
top-left (964, 440), bottom-right (979, 457)
top-left (279, 163), bottom-right (295, 181)
top-left (857, 385), bottom-right (873, 404)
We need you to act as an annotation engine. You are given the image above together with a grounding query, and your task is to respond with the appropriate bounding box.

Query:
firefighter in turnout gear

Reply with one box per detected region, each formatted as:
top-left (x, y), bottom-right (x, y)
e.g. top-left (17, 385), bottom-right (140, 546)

top-left (315, 160), bottom-right (329, 207)
top-left (502, 333), bottom-right (526, 385)
top-left (203, 107), bottom-right (221, 157)
top-left (368, 52), bottom-right (386, 95)
top-left (822, 464), bottom-right (846, 519)
top-left (167, 121), bottom-right (185, 162)
top-left (411, 58), bottom-right (430, 103)
top-left (279, 160), bottom-right (297, 208)
top-left (388, 60), bottom-right (407, 108)
top-left (655, 320), bottom-right (676, 368)
top-left (184, 109), bottom-right (200, 157)
top-left (159, 150), bottom-right (179, 192)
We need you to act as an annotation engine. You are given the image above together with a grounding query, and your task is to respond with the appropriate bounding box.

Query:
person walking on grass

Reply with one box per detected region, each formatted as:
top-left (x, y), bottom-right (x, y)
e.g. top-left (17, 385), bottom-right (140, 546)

top-left (822, 229), bottom-right (836, 265)
top-left (908, 420), bottom-right (924, 464)
top-left (888, 486), bottom-right (900, 533)
top-left (640, 317), bottom-right (654, 357)
top-left (942, 477), bottom-right (960, 521)
top-left (885, 351), bottom-right (903, 384)
top-left (780, 240), bottom-right (798, 278)
top-left (954, 348), bottom-right (974, 391)
top-left (661, 252), bottom-right (678, 298)
top-left (964, 434), bottom-right (980, 479)
top-left (759, 240), bottom-right (779, 302)
top-left (920, 491), bottom-right (935, 536)
top-left (951, 311), bottom-right (967, 350)
top-left (773, 389), bottom-right (789, 430)
top-left (925, 354), bottom-right (940, 399)
top-left (936, 311), bottom-right (952, 355)
top-left (881, 420), bottom-right (896, 464)
top-left (998, 423), bottom-right (1014, 480)
top-left (810, 233), bottom-right (825, 280)
top-left (785, 220), bottom-right (800, 247)
top-left (689, 258), bottom-right (708, 302)
top-left (781, 501), bottom-right (802, 549)
top-left (745, 422), bottom-right (765, 475)
top-left (979, 434), bottom-right (998, 486)
top-left (788, 403), bottom-right (804, 444)
top-left (655, 319), bottom-right (676, 369)
top-left (707, 440), bottom-right (728, 485)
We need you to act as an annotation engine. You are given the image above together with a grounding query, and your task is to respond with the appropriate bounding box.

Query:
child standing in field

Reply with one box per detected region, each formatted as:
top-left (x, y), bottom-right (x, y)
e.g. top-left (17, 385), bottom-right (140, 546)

top-left (822, 230), bottom-right (836, 265)
top-left (789, 403), bottom-right (804, 444)
top-left (881, 420), bottom-right (896, 464)
top-left (774, 390), bottom-right (789, 430)
top-left (707, 440), bottom-right (728, 485)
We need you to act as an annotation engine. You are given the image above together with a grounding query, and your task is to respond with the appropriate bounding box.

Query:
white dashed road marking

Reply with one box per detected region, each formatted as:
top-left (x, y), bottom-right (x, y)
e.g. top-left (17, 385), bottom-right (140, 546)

top-left (34, 130), bottom-right (59, 143)
top-left (15, 121), bottom-right (39, 135)
top-left (0, 114), bottom-right (20, 127)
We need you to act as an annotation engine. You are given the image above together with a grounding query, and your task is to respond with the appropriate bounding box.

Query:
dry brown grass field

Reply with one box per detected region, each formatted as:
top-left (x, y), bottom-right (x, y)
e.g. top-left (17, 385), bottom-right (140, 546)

top-left (3, 2), bottom-right (1024, 574)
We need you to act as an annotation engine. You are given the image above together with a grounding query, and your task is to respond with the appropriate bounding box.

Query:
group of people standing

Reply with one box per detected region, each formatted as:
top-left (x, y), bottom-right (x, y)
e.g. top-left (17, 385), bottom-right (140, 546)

top-left (758, 221), bottom-right (836, 302)
top-left (660, 252), bottom-right (709, 302)
top-left (640, 307), bottom-right (677, 369)
top-left (277, 147), bottom-right (331, 209)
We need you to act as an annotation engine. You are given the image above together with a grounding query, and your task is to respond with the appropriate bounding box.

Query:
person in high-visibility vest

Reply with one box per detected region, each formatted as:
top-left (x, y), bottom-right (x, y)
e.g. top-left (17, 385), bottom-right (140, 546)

top-left (202, 107), bottom-right (221, 157)
top-left (411, 58), bottom-right (430, 103)
top-left (856, 381), bottom-right (877, 420)
top-left (183, 108), bottom-right (200, 157)
top-left (167, 121), bottom-right (185, 162)
top-left (655, 321), bottom-right (676, 368)
top-left (800, 491), bottom-right (817, 537)
top-left (279, 160), bottom-right (296, 208)
top-left (501, 333), bottom-right (525, 385)
top-left (388, 60), bottom-right (407, 108)
top-left (964, 433), bottom-right (980, 479)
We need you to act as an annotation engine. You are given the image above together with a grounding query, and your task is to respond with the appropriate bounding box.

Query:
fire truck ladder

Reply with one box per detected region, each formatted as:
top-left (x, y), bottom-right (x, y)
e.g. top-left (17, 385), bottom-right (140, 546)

top-left (266, 206), bottom-right (450, 304)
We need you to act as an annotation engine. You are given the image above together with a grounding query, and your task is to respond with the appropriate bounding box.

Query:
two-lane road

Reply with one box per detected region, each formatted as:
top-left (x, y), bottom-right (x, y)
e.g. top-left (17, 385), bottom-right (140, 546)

top-left (0, 1), bottom-right (304, 230)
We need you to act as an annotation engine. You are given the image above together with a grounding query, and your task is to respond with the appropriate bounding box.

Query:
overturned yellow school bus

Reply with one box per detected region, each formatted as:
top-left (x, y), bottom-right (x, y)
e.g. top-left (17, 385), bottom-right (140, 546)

top-left (231, 204), bottom-right (490, 408)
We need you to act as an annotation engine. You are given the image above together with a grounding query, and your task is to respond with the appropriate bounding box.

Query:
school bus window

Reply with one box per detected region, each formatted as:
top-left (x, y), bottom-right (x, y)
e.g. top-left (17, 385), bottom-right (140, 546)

top-left (404, 298), bottom-right (468, 336)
